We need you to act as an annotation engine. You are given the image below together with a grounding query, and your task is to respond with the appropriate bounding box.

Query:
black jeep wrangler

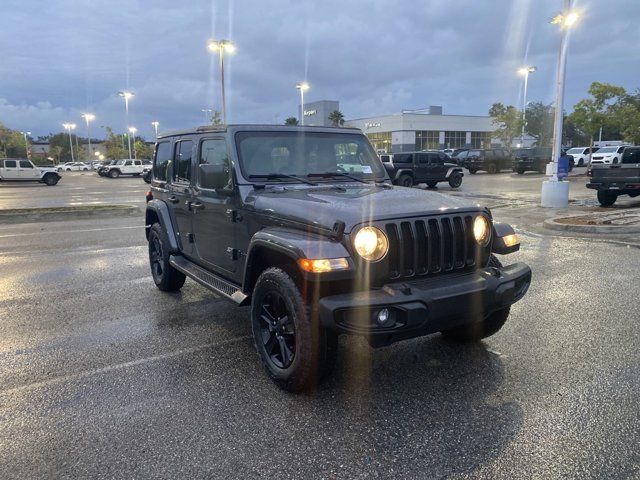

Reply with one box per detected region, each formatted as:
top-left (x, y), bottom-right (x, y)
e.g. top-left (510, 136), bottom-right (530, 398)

top-left (145, 125), bottom-right (531, 392)
top-left (382, 150), bottom-right (464, 188)
top-left (464, 148), bottom-right (512, 174)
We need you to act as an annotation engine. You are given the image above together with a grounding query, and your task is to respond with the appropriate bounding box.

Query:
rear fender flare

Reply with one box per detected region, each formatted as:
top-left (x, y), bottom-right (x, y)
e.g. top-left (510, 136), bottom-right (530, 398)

top-left (145, 199), bottom-right (179, 252)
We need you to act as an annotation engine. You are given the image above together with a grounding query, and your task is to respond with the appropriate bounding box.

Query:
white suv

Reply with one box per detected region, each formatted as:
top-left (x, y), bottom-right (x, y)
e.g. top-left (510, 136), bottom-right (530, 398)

top-left (0, 158), bottom-right (61, 185)
top-left (104, 159), bottom-right (146, 178)
top-left (565, 147), bottom-right (599, 167)
top-left (590, 146), bottom-right (627, 165)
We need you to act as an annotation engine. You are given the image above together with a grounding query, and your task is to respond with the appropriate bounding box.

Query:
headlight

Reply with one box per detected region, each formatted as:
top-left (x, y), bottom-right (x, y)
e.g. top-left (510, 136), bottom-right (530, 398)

top-left (353, 226), bottom-right (388, 262)
top-left (473, 216), bottom-right (491, 246)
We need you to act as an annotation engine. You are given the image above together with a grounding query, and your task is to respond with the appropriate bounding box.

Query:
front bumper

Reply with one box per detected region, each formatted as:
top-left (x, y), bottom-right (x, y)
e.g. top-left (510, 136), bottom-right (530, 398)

top-left (318, 262), bottom-right (531, 347)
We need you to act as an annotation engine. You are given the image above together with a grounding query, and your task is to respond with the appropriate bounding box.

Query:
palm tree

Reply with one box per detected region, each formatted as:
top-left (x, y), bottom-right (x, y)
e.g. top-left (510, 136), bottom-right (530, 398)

top-left (328, 110), bottom-right (345, 127)
top-left (284, 117), bottom-right (299, 125)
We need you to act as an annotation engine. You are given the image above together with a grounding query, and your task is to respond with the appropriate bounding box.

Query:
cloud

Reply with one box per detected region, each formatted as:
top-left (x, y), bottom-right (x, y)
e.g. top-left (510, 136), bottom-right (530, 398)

top-left (0, 0), bottom-right (638, 137)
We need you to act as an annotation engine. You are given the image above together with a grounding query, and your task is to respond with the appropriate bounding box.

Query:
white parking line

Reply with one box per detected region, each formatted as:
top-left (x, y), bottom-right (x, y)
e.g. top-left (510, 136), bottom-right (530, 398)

top-left (0, 336), bottom-right (251, 396)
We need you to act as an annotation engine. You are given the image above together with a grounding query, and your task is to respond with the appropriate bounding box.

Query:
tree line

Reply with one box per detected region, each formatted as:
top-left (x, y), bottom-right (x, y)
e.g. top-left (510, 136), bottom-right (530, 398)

top-left (0, 122), bottom-right (153, 163)
top-left (490, 82), bottom-right (640, 152)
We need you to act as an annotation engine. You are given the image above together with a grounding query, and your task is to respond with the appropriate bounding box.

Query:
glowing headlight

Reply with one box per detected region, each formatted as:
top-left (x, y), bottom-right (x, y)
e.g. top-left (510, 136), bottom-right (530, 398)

top-left (353, 226), bottom-right (388, 262)
top-left (473, 216), bottom-right (491, 246)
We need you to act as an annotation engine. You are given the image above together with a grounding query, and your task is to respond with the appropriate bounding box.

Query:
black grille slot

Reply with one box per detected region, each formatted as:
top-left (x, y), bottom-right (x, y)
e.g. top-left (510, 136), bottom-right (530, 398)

top-left (384, 214), bottom-right (486, 280)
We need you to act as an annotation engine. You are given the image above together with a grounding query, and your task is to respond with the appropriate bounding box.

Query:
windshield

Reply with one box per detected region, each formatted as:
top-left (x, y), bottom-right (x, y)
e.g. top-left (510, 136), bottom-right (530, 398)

top-left (236, 131), bottom-right (386, 180)
top-left (597, 147), bottom-right (618, 153)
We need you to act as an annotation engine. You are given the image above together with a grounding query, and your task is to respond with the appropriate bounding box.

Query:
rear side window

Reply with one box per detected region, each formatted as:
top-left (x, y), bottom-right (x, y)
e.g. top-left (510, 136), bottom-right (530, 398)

top-left (393, 153), bottom-right (412, 163)
top-left (153, 142), bottom-right (172, 181)
top-left (417, 154), bottom-right (428, 164)
top-left (174, 140), bottom-right (193, 183)
top-left (622, 148), bottom-right (640, 164)
top-left (428, 153), bottom-right (441, 164)
top-left (4, 160), bottom-right (17, 168)
top-left (19, 160), bottom-right (33, 168)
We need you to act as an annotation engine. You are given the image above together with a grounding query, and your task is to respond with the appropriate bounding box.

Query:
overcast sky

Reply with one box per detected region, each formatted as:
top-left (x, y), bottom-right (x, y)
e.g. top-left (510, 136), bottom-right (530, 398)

top-left (1, 0), bottom-right (638, 139)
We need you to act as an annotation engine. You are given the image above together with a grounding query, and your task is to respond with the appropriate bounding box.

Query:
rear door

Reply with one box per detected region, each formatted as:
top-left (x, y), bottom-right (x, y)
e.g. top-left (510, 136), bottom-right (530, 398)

top-left (2, 160), bottom-right (19, 179)
top-left (415, 153), bottom-right (429, 182)
top-left (169, 139), bottom-right (196, 257)
top-left (191, 137), bottom-right (238, 275)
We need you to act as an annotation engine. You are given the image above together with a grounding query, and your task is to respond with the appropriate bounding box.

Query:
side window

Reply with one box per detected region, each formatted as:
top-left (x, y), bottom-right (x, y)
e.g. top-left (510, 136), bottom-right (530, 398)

top-left (199, 138), bottom-right (230, 189)
top-left (5, 160), bottom-right (17, 168)
top-left (153, 142), bottom-right (172, 181)
top-left (438, 153), bottom-right (448, 162)
top-left (124, 160), bottom-right (132, 166)
top-left (618, 147), bottom-right (625, 154)
top-left (19, 160), bottom-right (33, 168)
top-left (622, 148), bottom-right (640, 164)
top-left (428, 153), bottom-right (441, 164)
top-left (174, 140), bottom-right (193, 183)
top-left (134, 160), bottom-right (141, 166)
top-left (417, 154), bottom-right (428, 164)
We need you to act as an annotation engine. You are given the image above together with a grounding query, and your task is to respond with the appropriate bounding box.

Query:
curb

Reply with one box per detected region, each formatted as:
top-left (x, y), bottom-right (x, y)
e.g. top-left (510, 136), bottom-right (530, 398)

top-left (543, 216), bottom-right (640, 234)
top-left (0, 205), bottom-right (141, 224)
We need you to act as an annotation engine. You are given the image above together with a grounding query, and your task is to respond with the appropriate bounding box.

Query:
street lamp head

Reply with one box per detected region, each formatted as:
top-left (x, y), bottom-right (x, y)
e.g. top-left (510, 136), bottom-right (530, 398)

top-left (82, 113), bottom-right (95, 122)
top-left (551, 10), bottom-right (581, 28)
top-left (118, 91), bottom-right (134, 100)
top-left (128, 127), bottom-right (137, 134)
top-left (518, 66), bottom-right (537, 76)
top-left (296, 82), bottom-right (310, 91)
top-left (208, 39), bottom-right (235, 53)
top-left (151, 121), bottom-right (159, 127)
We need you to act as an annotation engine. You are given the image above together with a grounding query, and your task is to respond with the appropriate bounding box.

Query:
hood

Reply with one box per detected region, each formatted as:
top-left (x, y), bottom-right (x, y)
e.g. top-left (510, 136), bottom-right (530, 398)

top-left (246, 183), bottom-right (482, 232)
top-left (38, 166), bottom-right (58, 173)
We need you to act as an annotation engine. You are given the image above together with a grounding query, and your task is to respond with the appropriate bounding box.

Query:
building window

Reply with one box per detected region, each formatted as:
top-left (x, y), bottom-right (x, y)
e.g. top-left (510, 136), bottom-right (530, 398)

top-left (470, 132), bottom-right (491, 149)
top-left (415, 131), bottom-right (439, 150)
top-left (366, 132), bottom-right (392, 153)
top-left (443, 131), bottom-right (467, 149)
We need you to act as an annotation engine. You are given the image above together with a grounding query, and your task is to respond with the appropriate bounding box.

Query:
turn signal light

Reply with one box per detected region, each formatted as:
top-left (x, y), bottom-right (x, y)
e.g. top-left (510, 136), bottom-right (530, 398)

top-left (502, 234), bottom-right (519, 247)
top-left (298, 258), bottom-right (349, 273)
top-left (145, 191), bottom-right (153, 203)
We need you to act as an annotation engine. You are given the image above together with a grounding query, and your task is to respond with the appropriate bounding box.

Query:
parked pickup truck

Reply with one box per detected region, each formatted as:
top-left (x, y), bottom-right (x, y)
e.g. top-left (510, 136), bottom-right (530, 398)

top-left (587, 147), bottom-right (640, 206)
top-left (0, 158), bottom-right (60, 185)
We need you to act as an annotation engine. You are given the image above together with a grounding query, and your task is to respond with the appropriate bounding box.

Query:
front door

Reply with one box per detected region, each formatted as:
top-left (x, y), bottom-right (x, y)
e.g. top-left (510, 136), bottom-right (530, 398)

top-left (191, 137), bottom-right (238, 275)
top-left (18, 160), bottom-right (40, 180)
top-left (169, 139), bottom-right (195, 257)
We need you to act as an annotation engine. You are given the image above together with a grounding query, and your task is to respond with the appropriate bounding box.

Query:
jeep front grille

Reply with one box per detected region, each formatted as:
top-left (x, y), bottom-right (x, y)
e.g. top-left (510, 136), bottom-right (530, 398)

top-left (383, 214), bottom-right (489, 279)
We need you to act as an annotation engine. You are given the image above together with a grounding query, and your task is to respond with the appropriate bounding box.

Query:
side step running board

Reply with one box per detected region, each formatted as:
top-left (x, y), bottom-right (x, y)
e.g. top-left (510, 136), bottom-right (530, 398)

top-left (169, 255), bottom-right (249, 305)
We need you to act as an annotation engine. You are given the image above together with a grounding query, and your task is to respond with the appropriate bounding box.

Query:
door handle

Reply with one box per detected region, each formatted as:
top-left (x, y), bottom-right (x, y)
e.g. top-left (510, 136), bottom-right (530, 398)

top-left (191, 201), bottom-right (204, 211)
top-left (168, 195), bottom-right (179, 204)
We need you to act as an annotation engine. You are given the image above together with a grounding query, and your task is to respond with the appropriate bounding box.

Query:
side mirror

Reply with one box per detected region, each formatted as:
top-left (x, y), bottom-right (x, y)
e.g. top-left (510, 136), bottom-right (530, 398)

top-left (199, 163), bottom-right (229, 190)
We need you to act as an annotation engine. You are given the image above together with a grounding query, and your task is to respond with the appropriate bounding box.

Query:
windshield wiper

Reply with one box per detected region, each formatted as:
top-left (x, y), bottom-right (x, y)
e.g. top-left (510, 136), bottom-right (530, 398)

top-left (249, 173), bottom-right (317, 186)
top-left (307, 171), bottom-right (370, 184)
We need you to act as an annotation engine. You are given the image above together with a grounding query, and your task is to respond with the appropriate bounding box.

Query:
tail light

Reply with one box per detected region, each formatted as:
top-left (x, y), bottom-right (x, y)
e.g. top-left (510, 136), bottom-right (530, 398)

top-left (145, 191), bottom-right (153, 203)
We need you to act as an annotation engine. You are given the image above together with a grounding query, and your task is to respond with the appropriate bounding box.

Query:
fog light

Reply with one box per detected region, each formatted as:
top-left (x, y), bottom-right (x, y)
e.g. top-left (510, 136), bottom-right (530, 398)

top-left (376, 308), bottom-right (390, 325)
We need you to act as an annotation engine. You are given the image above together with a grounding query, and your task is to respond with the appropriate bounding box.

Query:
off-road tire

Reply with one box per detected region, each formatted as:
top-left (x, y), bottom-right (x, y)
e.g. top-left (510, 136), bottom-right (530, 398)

top-left (440, 255), bottom-right (510, 342)
top-left (468, 168), bottom-right (477, 174)
top-left (251, 267), bottom-right (338, 393)
top-left (486, 163), bottom-right (498, 174)
top-left (397, 174), bottom-right (413, 187)
top-left (597, 191), bottom-right (617, 207)
top-left (426, 181), bottom-right (438, 188)
top-left (578, 158), bottom-right (584, 167)
top-left (109, 169), bottom-right (120, 178)
top-left (43, 174), bottom-right (59, 186)
top-left (448, 172), bottom-right (463, 188)
top-left (148, 223), bottom-right (186, 292)
top-left (516, 167), bottom-right (525, 175)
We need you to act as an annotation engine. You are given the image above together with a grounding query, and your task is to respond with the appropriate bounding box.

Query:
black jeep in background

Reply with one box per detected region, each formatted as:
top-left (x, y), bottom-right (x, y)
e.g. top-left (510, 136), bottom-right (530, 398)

top-left (464, 148), bottom-right (512, 174)
top-left (587, 146), bottom-right (640, 206)
top-left (382, 150), bottom-right (464, 188)
top-left (145, 125), bottom-right (531, 392)
top-left (513, 147), bottom-right (551, 174)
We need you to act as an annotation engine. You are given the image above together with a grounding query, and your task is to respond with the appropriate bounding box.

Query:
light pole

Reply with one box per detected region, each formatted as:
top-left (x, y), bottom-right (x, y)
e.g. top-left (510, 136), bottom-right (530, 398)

top-left (20, 131), bottom-right (31, 159)
top-left (207, 39), bottom-right (235, 124)
top-left (541, 1), bottom-right (580, 208)
top-left (517, 66), bottom-right (536, 147)
top-left (129, 127), bottom-right (138, 159)
top-left (151, 121), bottom-right (159, 139)
top-left (118, 91), bottom-right (135, 160)
top-left (81, 113), bottom-right (95, 160)
top-left (62, 123), bottom-right (76, 162)
top-left (295, 82), bottom-right (310, 125)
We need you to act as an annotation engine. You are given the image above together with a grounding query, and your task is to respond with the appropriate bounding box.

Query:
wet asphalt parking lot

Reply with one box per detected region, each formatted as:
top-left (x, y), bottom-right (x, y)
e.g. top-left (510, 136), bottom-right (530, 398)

top-left (0, 172), bottom-right (639, 478)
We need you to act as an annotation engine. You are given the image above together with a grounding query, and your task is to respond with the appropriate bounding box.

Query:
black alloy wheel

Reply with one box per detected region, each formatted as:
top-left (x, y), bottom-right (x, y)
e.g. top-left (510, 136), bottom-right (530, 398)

top-left (448, 172), bottom-right (463, 188)
top-left (487, 163), bottom-right (498, 174)
top-left (149, 235), bottom-right (164, 281)
top-left (258, 290), bottom-right (296, 369)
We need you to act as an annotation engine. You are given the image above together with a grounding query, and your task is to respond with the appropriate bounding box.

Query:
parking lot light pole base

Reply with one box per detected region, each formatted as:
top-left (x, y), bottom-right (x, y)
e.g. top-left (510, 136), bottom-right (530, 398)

top-left (541, 179), bottom-right (569, 208)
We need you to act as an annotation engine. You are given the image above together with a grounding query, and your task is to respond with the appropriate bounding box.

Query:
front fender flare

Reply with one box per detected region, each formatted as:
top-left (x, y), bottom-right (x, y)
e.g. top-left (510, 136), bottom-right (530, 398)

top-left (492, 222), bottom-right (520, 255)
top-left (243, 227), bottom-right (353, 292)
top-left (445, 167), bottom-right (463, 178)
top-left (145, 199), bottom-right (179, 252)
